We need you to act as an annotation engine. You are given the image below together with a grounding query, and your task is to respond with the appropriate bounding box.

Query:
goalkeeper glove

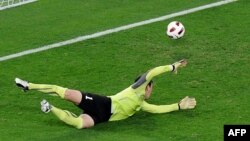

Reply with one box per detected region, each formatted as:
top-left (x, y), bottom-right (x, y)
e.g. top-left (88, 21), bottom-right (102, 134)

top-left (172, 59), bottom-right (187, 74)
top-left (178, 96), bottom-right (196, 110)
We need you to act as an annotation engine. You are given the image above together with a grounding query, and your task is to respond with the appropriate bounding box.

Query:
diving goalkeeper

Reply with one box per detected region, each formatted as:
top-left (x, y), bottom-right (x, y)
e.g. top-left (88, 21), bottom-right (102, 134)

top-left (15, 59), bottom-right (196, 129)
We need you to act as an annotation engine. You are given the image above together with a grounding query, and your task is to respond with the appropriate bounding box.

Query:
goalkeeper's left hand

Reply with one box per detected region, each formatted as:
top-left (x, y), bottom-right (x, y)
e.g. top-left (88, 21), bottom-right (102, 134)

top-left (172, 59), bottom-right (188, 74)
top-left (178, 96), bottom-right (196, 110)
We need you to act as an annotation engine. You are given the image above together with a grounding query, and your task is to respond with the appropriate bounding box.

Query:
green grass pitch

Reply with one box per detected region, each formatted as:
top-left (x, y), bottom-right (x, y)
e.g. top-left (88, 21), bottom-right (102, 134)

top-left (0, 0), bottom-right (249, 141)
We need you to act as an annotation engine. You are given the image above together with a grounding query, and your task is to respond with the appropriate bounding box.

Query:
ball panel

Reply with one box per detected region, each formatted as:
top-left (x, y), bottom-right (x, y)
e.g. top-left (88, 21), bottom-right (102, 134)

top-left (170, 27), bottom-right (176, 32)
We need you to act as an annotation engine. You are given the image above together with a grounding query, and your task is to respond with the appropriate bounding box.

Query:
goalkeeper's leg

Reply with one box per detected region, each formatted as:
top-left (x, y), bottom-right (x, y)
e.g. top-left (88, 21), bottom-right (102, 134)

top-left (29, 83), bottom-right (82, 105)
top-left (29, 83), bottom-right (67, 98)
top-left (41, 100), bottom-right (94, 129)
top-left (15, 78), bottom-right (67, 98)
top-left (15, 78), bottom-right (82, 104)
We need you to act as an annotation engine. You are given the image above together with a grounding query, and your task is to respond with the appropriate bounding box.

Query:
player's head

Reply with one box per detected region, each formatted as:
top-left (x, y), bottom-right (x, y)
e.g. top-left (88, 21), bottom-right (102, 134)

top-left (134, 75), bottom-right (153, 100)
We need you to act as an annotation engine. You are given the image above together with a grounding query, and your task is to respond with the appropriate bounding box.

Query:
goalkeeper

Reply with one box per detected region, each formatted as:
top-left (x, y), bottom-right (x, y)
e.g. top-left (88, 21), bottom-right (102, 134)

top-left (15, 59), bottom-right (196, 129)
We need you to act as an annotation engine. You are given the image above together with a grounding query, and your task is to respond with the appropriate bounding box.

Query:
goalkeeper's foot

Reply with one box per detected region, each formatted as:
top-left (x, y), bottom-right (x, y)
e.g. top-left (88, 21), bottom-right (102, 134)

top-left (15, 78), bottom-right (29, 91)
top-left (41, 99), bottom-right (52, 113)
top-left (172, 59), bottom-right (188, 74)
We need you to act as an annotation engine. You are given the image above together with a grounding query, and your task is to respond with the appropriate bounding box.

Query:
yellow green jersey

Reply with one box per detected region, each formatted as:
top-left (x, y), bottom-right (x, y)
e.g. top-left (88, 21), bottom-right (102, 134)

top-left (108, 65), bottom-right (179, 121)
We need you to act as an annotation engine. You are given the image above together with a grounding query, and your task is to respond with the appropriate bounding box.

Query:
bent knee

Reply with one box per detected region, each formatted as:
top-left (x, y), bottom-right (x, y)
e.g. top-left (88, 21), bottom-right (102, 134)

top-left (75, 117), bottom-right (94, 129)
top-left (64, 90), bottom-right (72, 99)
top-left (64, 89), bottom-right (82, 104)
top-left (81, 114), bottom-right (95, 129)
top-left (75, 117), bottom-right (85, 129)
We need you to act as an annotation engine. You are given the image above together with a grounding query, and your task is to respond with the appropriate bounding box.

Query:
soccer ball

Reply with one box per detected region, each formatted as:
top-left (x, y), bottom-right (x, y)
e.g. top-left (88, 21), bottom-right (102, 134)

top-left (166, 21), bottom-right (185, 39)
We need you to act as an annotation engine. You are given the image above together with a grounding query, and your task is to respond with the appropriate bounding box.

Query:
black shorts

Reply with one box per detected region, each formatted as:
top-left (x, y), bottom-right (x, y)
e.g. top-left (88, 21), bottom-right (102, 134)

top-left (77, 92), bottom-right (112, 124)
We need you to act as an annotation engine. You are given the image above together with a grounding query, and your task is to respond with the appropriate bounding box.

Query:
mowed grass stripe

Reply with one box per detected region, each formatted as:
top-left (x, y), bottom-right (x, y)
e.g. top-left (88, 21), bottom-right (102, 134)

top-left (0, 0), bottom-right (237, 62)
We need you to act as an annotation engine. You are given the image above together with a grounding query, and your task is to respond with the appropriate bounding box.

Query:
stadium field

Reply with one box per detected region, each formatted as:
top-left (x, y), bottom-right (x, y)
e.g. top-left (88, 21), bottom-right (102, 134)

top-left (0, 0), bottom-right (249, 141)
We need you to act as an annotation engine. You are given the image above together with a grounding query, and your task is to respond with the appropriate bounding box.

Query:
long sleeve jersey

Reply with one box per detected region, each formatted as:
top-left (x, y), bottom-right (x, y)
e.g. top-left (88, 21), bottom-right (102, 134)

top-left (108, 65), bottom-right (179, 121)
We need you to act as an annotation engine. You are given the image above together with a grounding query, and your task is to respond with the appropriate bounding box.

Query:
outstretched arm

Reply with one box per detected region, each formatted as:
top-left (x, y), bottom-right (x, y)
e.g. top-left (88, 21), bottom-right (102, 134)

top-left (141, 96), bottom-right (196, 114)
top-left (141, 101), bottom-right (179, 113)
top-left (145, 65), bottom-right (174, 81)
top-left (131, 59), bottom-right (187, 89)
top-left (145, 59), bottom-right (188, 81)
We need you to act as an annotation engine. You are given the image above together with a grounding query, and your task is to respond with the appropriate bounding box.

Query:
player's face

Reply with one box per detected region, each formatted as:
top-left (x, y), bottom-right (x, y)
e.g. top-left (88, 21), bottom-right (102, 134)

top-left (145, 84), bottom-right (153, 99)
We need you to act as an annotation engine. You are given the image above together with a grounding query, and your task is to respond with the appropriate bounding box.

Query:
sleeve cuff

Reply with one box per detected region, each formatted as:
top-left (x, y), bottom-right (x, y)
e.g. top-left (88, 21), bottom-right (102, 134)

top-left (170, 65), bottom-right (175, 72)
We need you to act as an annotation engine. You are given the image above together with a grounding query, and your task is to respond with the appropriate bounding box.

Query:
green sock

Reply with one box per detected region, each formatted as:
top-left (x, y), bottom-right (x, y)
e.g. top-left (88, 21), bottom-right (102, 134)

top-left (28, 83), bottom-right (67, 98)
top-left (51, 106), bottom-right (83, 129)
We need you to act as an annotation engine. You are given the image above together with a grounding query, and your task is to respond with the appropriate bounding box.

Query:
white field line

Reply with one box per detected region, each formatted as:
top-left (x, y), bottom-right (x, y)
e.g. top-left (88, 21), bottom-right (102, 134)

top-left (0, 0), bottom-right (38, 11)
top-left (0, 0), bottom-right (237, 62)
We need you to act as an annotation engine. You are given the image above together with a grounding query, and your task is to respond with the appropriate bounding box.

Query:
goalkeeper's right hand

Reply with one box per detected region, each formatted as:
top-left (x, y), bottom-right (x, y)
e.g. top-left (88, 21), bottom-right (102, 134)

top-left (178, 96), bottom-right (196, 110)
top-left (172, 59), bottom-right (187, 74)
